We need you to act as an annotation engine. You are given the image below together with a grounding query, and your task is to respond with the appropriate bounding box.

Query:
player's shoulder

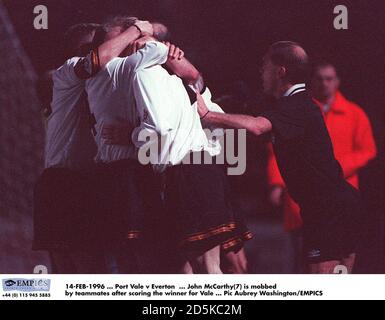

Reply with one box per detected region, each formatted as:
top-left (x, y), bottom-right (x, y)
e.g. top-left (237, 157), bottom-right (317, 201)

top-left (57, 57), bottom-right (82, 70)
top-left (136, 64), bottom-right (170, 79)
top-left (104, 57), bottom-right (124, 70)
top-left (99, 57), bottom-right (130, 79)
top-left (52, 57), bottom-right (81, 81)
top-left (280, 92), bottom-right (316, 111)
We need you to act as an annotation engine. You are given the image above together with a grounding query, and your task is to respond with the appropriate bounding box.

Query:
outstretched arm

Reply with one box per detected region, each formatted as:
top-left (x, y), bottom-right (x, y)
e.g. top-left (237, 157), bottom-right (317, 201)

top-left (196, 93), bottom-right (272, 136)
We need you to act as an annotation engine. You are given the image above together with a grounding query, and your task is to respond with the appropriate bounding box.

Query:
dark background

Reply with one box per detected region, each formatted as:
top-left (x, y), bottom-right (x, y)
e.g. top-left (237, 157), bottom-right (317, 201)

top-left (2, 0), bottom-right (384, 272)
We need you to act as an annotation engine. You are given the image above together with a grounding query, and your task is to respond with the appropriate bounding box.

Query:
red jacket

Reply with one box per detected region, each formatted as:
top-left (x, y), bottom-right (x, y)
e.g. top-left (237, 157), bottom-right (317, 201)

top-left (267, 91), bottom-right (377, 231)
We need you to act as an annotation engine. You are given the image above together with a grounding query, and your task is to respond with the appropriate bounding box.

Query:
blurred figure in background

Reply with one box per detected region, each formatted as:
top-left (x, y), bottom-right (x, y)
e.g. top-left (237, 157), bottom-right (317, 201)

top-left (267, 60), bottom-right (377, 272)
top-left (311, 60), bottom-right (377, 184)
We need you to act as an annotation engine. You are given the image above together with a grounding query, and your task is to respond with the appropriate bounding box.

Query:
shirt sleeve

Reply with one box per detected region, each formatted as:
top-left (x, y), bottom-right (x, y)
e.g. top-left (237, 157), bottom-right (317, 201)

top-left (193, 86), bottom-right (224, 113)
top-left (188, 74), bottom-right (205, 94)
top-left (122, 41), bottom-right (168, 75)
top-left (53, 53), bottom-right (100, 85)
top-left (52, 57), bottom-right (85, 89)
top-left (191, 86), bottom-right (225, 136)
top-left (260, 98), bottom-right (305, 140)
top-left (74, 50), bottom-right (100, 79)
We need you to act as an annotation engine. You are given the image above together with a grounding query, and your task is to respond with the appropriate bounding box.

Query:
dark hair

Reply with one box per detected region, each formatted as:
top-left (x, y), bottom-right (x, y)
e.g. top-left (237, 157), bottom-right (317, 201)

top-left (310, 59), bottom-right (338, 78)
top-left (63, 23), bottom-right (102, 59)
top-left (267, 41), bottom-right (309, 83)
top-left (104, 15), bottom-right (138, 32)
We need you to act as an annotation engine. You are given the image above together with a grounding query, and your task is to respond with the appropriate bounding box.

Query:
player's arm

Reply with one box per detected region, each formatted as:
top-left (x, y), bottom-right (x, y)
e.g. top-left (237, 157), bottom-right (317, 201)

top-left (122, 37), bottom-right (169, 72)
top-left (196, 93), bottom-right (272, 136)
top-left (163, 42), bottom-right (200, 85)
top-left (97, 20), bottom-right (153, 68)
top-left (74, 21), bottom-right (153, 79)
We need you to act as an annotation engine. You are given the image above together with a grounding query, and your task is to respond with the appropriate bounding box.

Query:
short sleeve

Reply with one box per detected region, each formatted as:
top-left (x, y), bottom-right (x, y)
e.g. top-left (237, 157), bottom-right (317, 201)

top-left (53, 52), bottom-right (100, 87)
top-left (74, 50), bottom-right (100, 79)
top-left (260, 99), bottom-right (305, 140)
top-left (52, 57), bottom-right (84, 89)
top-left (188, 74), bottom-right (205, 94)
top-left (192, 86), bottom-right (225, 136)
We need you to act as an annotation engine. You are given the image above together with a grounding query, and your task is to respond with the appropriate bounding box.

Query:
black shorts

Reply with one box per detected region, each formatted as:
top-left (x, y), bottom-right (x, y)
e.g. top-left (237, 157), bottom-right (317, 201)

top-left (94, 159), bottom-right (162, 247)
top-left (302, 190), bottom-right (364, 264)
top-left (221, 218), bottom-right (253, 254)
top-left (303, 226), bottom-right (358, 263)
top-left (164, 158), bottom-right (249, 255)
top-left (34, 160), bottom-right (162, 250)
top-left (33, 167), bottom-right (99, 250)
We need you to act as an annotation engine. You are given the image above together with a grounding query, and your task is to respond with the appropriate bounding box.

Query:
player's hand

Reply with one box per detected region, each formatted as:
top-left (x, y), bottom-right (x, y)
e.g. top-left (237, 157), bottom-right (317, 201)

top-left (102, 124), bottom-right (133, 146)
top-left (134, 20), bottom-right (153, 36)
top-left (163, 41), bottom-right (184, 60)
top-left (129, 35), bottom-right (157, 54)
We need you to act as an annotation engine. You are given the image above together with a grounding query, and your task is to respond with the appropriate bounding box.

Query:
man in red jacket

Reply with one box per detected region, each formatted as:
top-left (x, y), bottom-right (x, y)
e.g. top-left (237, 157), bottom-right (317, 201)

top-left (267, 60), bottom-right (377, 272)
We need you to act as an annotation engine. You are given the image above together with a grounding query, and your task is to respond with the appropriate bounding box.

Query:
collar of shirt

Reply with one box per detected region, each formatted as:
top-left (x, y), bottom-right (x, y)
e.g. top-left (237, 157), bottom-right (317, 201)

top-left (283, 83), bottom-right (306, 97)
top-left (313, 91), bottom-right (347, 115)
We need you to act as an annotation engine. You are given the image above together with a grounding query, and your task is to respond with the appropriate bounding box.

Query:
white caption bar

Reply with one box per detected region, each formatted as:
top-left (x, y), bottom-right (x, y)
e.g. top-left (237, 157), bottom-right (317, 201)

top-left (1, 274), bottom-right (384, 300)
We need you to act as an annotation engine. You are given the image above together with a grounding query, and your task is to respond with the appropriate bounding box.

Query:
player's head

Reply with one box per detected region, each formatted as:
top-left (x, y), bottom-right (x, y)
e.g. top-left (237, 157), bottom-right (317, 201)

top-left (104, 15), bottom-right (138, 40)
top-left (104, 16), bottom-right (169, 40)
top-left (310, 60), bottom-right (340, 101)
top-left (261, 41), bottom-right (309, 97)
top-left (63, 23), bottom-right (102, 59)
top-left (103, 16), bottom-right (170, 47)
top-left (101, 15), bottom-right (140, 56)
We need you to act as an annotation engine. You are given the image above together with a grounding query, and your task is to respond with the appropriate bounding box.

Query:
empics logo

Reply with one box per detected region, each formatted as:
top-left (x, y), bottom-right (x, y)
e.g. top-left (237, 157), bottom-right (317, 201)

top-left (2, 278), bottom-right (50, 292)
top-left (4, 280), bottom-right (16, 287)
